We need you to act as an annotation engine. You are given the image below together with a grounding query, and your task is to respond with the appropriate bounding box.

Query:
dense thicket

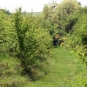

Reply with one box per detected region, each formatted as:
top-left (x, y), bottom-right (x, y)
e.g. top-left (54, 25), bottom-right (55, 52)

top-left (65, 9), bottom-right (87, 62)
top-left (0, 0), bottom-right (87, 81)
top-left (0, 8), bottom-right (53, 80)
top-left (42, 0), bottom-right (87, 63)
top-left (42, 0), bottom-right (81, 35)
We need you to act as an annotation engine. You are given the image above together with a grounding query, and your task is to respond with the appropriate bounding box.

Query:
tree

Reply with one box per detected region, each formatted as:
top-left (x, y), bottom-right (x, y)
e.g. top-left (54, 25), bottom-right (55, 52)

top-left (0, 9), bottom-right (16, 53)
top-left (42, 5), bottom-right (49, 20)
top-left (56, 0), bottom-right (81, 34)
top-left (42, 1), bottom-right (58, 25)
top-left (14, 8), bottom-right (53, 80)
top-left (42, 0), bottom-right (81, 35)
top-left (14, 8), bottom-right (27, 58)
top-left (65, 8), bottom-right (87, 64)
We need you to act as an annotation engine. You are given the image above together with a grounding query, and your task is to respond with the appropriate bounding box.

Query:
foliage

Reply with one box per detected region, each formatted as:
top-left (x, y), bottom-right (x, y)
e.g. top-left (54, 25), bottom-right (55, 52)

top-left (42, 0), bottom-right (81, 35)
top-left (13, 8), bottom-right (53, 80)
top-left (0, 2), bottom-right (87, 86)
top-left (0, 53), bottom-right (26, 87)
top-left (65, 8), bottom-right (87, 63)
top-left (0, 7), bottom-right (53, 81)
top-left (0, 9), bottom-right (16, 54)
top-left (1, 47), bottom-right (87, 87)
top-left (22, 47), bottom-right (87, 87)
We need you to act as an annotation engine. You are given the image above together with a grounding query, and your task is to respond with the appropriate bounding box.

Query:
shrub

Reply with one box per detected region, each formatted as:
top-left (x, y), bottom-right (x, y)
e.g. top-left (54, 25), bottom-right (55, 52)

top-left (13, 8), bottom-right (53, 80)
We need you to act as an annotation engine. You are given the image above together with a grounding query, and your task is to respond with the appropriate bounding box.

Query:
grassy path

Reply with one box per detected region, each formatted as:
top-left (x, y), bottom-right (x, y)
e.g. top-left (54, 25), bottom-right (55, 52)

top-left (0, 47), bottom-right (87, 87)
top-left (24, 47), bottom-right (87, 87)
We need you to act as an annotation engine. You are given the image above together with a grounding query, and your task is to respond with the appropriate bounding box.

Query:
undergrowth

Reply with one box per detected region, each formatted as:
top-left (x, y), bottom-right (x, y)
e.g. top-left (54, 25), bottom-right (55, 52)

top-left (0, 47), bottom-right (87, 87)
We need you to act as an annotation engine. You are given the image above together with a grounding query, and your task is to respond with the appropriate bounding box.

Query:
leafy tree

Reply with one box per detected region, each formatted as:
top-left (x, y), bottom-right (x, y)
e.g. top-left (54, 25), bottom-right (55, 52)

top-left (56, 0), bottom-right (81, 34)
top-left (13, 8), bottom-right (53, 80)
top-left (42, 0), bottom-right (81, 35)
top-left (42, 1), bottom-right (58, 25)
top-left (0, 9), bottom-right (15, 53)
top-left (42, 5), bottom-right (49, 20)
top-left (65, 9), bottom-right (87, 63)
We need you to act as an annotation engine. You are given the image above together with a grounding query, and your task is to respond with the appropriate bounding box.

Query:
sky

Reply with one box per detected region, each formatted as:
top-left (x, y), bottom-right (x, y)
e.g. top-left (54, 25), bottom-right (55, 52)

top-left (0, 0), bottom-right (87, 12)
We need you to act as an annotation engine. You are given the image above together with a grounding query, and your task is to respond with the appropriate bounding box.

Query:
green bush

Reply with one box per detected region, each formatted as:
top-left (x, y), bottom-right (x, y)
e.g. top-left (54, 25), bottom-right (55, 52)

top-left (13, 8), bottom-right (53, 80)
top-left (65, 13), bottom-right (87, 63)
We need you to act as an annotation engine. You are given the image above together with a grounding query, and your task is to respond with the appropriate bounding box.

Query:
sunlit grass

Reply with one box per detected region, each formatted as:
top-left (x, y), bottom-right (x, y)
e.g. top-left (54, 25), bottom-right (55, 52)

top-left (0, 54), bottom-right (26, 87)
top-left (0, 47), bottom-right (87, 87)
top-left (22, 46), bottom-right (87, 87)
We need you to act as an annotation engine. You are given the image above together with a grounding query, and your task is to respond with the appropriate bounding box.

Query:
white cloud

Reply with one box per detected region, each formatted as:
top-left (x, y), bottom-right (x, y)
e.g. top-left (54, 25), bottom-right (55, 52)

top-left (0, 0), bottom-right (62, 12)
top-left (0, 0), bottom-right (87, 12)
top-left (77, 0), bottom-right (87, 6)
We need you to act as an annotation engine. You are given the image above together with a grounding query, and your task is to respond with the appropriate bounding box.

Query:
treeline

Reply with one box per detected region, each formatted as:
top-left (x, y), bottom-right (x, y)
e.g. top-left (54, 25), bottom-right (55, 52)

top-left (42, 0), bottom-right (87, 63)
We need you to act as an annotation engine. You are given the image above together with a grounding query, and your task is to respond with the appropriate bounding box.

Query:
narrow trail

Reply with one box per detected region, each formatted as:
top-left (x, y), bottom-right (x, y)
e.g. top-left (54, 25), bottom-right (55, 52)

top-left (24, 47), bottom-right (87, 87)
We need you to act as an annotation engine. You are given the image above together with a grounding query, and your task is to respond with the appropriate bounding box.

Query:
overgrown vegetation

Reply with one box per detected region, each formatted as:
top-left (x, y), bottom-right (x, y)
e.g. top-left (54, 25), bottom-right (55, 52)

top-left (0, 0), bottom-right (87, 86)
top-left (42, 0), bottom-right (87, 62)
top-left (1, 47), bottom-right (87, 87)
top-left (0, 7), bottom-right (53, 81)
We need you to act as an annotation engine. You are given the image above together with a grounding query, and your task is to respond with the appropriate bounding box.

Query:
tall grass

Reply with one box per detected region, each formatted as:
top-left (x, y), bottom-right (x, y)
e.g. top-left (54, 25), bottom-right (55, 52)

top-left (0, 53), bottom-right (26, 87)
top-left (22, 47), bottom-right (87, 87)
top-left (0, 47), bottom-right (87, 87)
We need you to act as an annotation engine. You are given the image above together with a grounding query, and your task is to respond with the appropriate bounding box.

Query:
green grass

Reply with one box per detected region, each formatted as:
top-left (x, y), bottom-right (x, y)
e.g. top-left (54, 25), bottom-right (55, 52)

top-left (22, 46), bottom-right (87, 87)
top-left (0, 54), bottom-right (27, 87)
top-left (0, 47), bottom-right (87, 87)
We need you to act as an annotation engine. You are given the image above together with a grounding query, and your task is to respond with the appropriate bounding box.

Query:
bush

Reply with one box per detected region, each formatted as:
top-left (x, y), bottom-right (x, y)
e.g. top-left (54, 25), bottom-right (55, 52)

top-left (13, 8), bottom-right (53, 80)
top-left (65, 13), bottom-right (87, 63)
